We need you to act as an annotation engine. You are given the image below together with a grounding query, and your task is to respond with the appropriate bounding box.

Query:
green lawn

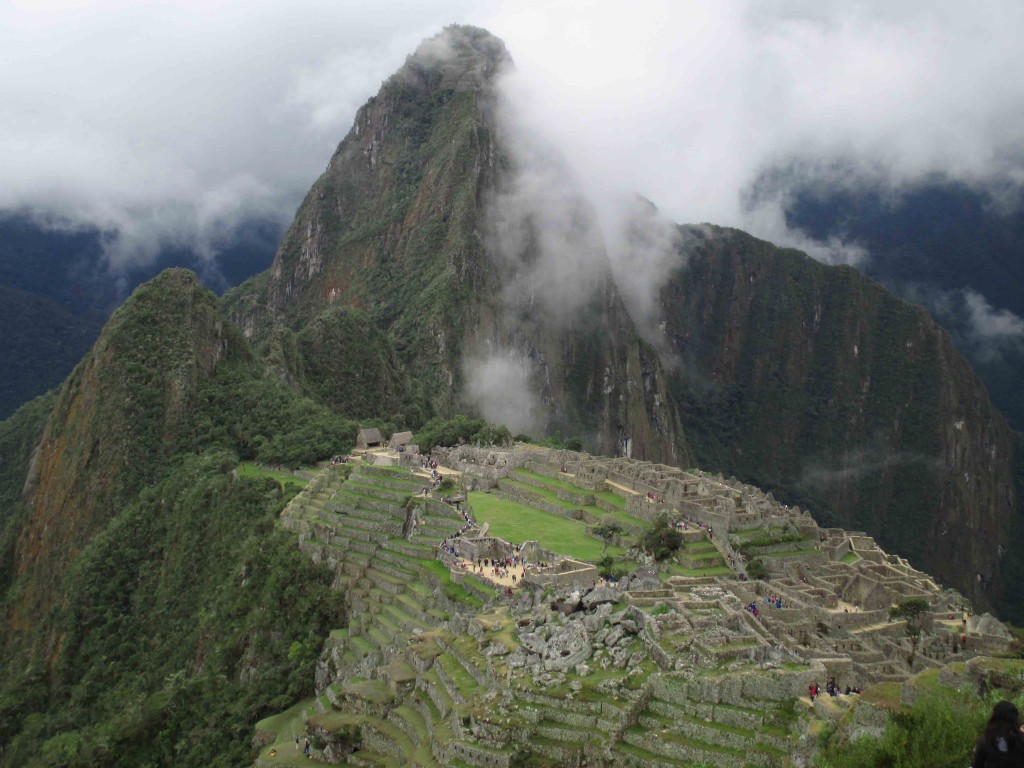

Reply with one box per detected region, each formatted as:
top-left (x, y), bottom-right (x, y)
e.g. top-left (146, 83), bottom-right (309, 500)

top-left (236, 462), bottom-right (310, 489)
top-left (469, 492), bottom-right (621, 561)
top-left (592, 488), bottom-right (628, 510)
top-left (511, 468), bottom-right (583, 494)
top-left (500, 477), bottom-right (646, 532)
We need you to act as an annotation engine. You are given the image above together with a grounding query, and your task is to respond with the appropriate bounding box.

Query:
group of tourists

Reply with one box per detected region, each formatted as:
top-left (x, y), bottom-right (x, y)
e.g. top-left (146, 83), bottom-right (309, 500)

top-left (746, 595), bottom-right (782, 619)
top-left (808, 678), bottom-right (862, 702)
top-left (466, 556), bottom-right (525, 584)
top-left (676, 515), bottom-right (713, 537)
top-left (421, 475), bottom-right (444, 496)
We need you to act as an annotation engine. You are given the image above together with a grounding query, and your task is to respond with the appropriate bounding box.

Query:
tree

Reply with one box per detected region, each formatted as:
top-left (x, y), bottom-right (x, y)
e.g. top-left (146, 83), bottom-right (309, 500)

top-left (889, 597), bottom-right (931, 667)
top-left (641, 514), bottom-right (682, 561)
top-left (593, 522), bottom-right (624, 553)
top-left (746, 558), bottom-right (768, 581)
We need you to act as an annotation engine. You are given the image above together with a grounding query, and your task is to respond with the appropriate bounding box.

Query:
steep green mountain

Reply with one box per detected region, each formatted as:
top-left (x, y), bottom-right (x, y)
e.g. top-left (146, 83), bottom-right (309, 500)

top-left (660, 225), bottom-right (1020, 618)
top-left (225, 26), bottom-right (688, 465)
top-left (0, 270), bottom-right (368, 766)
top-left (781, 181), bottom-right (1024, 430)
top-left (0, 213), bottom-right (281, 420)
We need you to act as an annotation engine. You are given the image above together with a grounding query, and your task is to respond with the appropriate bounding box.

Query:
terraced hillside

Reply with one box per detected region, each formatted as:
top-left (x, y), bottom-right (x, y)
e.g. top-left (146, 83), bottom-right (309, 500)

top-left (251, 444), bottom-right (1016, 767)
top-left (253, 458), bottom-right (812, 766)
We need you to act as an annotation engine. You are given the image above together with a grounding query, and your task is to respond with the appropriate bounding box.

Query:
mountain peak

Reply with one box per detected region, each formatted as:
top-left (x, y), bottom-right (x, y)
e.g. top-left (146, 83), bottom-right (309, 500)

top-left (396, 25), bottom-right (511, 92)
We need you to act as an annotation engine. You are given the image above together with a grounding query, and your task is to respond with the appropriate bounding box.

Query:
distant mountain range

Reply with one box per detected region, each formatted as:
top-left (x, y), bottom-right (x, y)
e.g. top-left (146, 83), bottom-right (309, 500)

top-left (0, 212), bottom-right (281, 419)
top-left (782, 181), bottom-right (1024, 429)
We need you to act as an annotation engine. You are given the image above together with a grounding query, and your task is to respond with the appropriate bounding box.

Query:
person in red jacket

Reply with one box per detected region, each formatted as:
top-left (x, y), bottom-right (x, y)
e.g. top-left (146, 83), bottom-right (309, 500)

top-left (972, 701), bottom-right (1024, 767)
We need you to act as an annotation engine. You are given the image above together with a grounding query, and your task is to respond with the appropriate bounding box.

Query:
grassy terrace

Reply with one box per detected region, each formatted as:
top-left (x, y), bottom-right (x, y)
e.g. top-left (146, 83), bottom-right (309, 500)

top-left (503, 472), bottom-right (646, 533)
top-left (663, 562), bottom-right (732, 577)
top-left (499, 478), bottom-right (588, 511)
top-left (236, 461), bottom-right (310, 488)
top-left (512, 469), bottom-right (629, 512)
top-left (468, 491), bottom-right (621, 562)
top-left (684, 540), bottom-right (718, 553)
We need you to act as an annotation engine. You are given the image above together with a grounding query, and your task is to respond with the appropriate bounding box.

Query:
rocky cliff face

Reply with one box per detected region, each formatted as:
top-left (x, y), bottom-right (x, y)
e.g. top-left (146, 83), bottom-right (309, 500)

top-left (657, 226), bottom-right (1019, 615)
top-left (5, 270), bottom-right (234, 656)
top-left (225, 26), bottom-right (689, 464)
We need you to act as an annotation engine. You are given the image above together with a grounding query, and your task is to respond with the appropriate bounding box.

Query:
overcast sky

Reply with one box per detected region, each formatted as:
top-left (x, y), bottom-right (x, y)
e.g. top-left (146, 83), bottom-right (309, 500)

top-left (3, 0), bottom-right (1024, 269)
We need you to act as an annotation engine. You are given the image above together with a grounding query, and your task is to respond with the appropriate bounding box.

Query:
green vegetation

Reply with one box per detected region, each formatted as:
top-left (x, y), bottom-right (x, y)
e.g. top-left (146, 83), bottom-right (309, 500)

top-left (294, 307), bottom-right (428, 426)
top-left (235, 461), bottom-right (310, 486)
top-left (641, 514), bottom-right (683, 560)
top-left (235, 462), bottom-right (310, 496)
top-left (414, 415), bottom-right (511, 452)
top-left (817, 689), bottom-right (1024, 768)
top-left (184, 361), bottom-right (357, 468)
top-left (0, 452), bottom-right (339, 768)
top-left (593, 522), bottom-right (624, 553)
top-left (889, 597), bottom-right (932, 666)
top-left (468, 492), bottom-right (618, 561)
top-left (746, 558), bottom-right (768, 580)
top-left (515, 433), bottom-right (584, 452)
top-left (0, 271), bottom-right (379, 767)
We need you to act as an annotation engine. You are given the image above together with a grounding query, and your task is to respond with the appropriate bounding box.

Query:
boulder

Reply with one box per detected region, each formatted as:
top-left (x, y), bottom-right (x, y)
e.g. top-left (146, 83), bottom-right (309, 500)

top-left (582, 586), bottom-right (620, 609)
top-left (604, 625), bottom-right (625, 648)
top-left (520, 633), bottom-right (547, 655)
top-left (583, 612), bottom-right (605, 633)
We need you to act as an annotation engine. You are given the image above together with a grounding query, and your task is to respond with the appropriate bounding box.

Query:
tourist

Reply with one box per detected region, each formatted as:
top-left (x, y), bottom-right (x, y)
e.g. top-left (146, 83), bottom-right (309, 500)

top-left (971, 701), bottom-right (1024, 767)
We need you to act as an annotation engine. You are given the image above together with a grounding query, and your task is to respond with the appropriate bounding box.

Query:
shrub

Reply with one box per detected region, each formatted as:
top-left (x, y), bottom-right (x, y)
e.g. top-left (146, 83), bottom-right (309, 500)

top-left (746, 558), bottom-right (768, 580)
top-left (641, 514), bottom-right (682, 560)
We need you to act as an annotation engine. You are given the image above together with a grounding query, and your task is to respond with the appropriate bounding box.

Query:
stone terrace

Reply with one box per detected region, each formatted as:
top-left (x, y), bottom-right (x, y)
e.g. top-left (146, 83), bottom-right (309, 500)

top-left (252, 445), bottom-right (1014, 767)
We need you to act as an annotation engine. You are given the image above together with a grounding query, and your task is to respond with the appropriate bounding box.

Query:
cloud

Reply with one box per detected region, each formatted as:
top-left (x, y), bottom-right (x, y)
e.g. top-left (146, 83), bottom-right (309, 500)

top-left (0, 0), bottom-right (480, 269)
top-left (3, 0), bottom-right (1023, 284)
top-left (462, 350), bottom-right (540, 436)
top-left (963, 290), bottom-right (1024, 362)
top-left (483, 74), bottom-right (613, 327)
top-left (898, 283), bottom-right (1024, 364)
top-left (800, 446), bottom-right (930, 490)
top-left (479, 0), bottom-right (1024, 267)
